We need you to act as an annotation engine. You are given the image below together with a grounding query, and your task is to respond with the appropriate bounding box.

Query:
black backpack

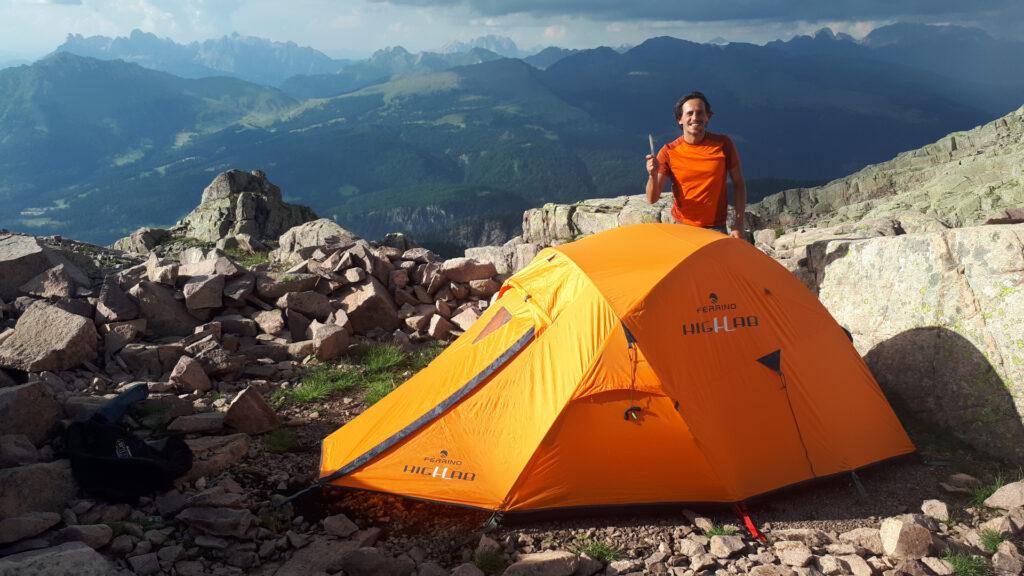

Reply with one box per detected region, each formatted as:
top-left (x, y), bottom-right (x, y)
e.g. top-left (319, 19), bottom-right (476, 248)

top-left (63, 383), bottom-right (193, 504)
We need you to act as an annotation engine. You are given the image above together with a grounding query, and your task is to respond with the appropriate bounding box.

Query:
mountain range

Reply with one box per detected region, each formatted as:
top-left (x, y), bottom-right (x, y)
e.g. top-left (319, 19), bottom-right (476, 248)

top-left (1, 23), bottom-right (1022, 253)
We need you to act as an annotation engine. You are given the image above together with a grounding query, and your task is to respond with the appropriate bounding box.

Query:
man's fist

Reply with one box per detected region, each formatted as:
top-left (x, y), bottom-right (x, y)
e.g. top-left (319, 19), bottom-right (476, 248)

top-left (645, 154), bottom-right (658, 176)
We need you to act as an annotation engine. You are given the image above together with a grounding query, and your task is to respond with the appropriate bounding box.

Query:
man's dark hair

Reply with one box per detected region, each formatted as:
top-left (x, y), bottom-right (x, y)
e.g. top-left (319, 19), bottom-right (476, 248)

top-left (674, 91), bottom-right (713, 121)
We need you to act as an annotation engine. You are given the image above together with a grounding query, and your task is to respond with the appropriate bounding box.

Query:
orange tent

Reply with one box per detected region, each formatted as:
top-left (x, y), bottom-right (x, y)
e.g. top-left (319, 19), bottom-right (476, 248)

top-left (318, 223), bottom-right (914, 512)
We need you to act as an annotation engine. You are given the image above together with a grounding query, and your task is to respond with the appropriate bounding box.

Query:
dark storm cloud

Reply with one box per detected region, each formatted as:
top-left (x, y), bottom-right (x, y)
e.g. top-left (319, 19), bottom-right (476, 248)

top-left (376, 0), bottom-right (1021, 24)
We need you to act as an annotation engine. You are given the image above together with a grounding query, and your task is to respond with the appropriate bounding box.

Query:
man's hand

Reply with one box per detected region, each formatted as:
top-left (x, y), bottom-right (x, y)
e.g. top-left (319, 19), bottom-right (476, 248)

top-left (645, 154), bottom-right (658, 176)
top-left (729, 229), bottom-right (743, 240)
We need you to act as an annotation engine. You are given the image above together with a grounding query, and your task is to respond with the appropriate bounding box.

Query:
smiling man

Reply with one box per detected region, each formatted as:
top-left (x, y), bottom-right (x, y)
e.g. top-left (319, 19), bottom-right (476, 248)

top-left (645, 92), bottom-right (747, 239)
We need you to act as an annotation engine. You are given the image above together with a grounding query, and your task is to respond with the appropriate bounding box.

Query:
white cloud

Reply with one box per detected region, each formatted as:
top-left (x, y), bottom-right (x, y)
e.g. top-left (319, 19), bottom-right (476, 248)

top-left (543, 24), bottom-right (567, 41)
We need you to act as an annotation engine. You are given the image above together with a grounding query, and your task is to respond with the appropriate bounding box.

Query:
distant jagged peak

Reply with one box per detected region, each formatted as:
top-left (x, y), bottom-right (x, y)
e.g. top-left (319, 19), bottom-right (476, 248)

top-left (438, 35), bottom-right (521, 57)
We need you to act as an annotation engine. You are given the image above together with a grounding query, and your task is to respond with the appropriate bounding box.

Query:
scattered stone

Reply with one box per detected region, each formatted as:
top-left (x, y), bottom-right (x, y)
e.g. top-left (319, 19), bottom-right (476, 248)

top-left (0, 512), bottom-right (61, 545)
top-left (0, 302), bottom-right (98, 372)
top-left (224, 388), bottom-right (279, 434)
top-left (710, 535), bottom-right (746, 559)
top-left (0, 460), bottom-right (77, 520)
top-left (167, 412), bottom-right (224, 434)
top-left (19, 264), bottom-right (77, 299)
top-left (183, 274), bottom-right (226, 310)
top-left (49, 524), bottom-right (114, 549)
top-left (986, 481), bottom-right (1024, 511)
top-left (341, 278), bottom-right (399, 332)
top-left (0, 541), bottom-right (120, 576)
top-left (324, 513), bottom-right (359, 538)
top-left (176, 507), bottom-right (256, 538)
top-left (503, 550), bottom-right (579, 576)
top-left (169, 355), bottom-right (212, 393)
top-left (839, 527), bottom-right (884, 555)
top-left (130, 281), bottom-right (201, 336)
top-left (0, 434), bottom-right (40, 468)
top-left (0, 382), bottom-right (62, 446)
top-left (880, 517), bottom-right (932, 559)
top-left (775, 541), bottom-right (814, 567)
top-left (440, 258), bottom-right (497, 283)
top-left (340, 546), bottom-right (415, 576)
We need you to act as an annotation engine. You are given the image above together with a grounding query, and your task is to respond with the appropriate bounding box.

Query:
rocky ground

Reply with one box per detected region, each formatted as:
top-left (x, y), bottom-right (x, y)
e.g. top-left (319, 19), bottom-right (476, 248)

top-left (2, 170), bottom-right (1024, 575)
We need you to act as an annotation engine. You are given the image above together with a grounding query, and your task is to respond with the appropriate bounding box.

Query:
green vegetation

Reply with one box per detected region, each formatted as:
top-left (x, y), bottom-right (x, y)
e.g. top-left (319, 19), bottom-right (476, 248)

top-left (360, 343), bottom-right (407, 372)
top-left (156, 236), bottom-right (215, 252)
top-left (264, 429), bottom-right (300, 454)
top-left (272, 364), bottom-right (361, 405)
top-left (273, 343), bottom-right (444, 407)
top-left (572, 540), bottom-right (621, 563)
top-left (473, 548), bottom-right (507, 575)
top-left (942, 553), bottom-right (992, 576)
top-left (706, 525), bottom-right (738, 537)
top-left (979, 528), bottom-right (1007, 553)
top-left (225, 248), bottom-right (270, 269)
top-left (969, 474), bottom-right (1007, 508)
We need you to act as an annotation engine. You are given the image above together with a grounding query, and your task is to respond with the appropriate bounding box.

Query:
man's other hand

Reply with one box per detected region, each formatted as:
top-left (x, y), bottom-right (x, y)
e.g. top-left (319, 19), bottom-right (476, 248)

top-left (729, 229), bottom-right (744, 240)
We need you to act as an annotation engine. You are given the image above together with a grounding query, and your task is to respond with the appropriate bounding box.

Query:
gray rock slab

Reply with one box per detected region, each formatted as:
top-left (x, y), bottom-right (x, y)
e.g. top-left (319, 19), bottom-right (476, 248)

top-left (0, 460), bottom-right (77, 518)
top-left (0, 302), bottom-right (98, 372)
top-left (0, 541), bottom-right (124, 576)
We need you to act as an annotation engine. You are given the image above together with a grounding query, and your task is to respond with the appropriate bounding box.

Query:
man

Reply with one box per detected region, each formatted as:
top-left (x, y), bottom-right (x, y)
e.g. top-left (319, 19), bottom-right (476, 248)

top-left (645, 92), bottom-right (747, 239)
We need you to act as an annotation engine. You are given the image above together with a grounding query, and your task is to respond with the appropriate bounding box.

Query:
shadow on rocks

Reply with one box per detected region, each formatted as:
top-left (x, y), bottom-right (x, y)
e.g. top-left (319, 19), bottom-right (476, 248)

top-left (865, 326), bottom-right (1024, 466)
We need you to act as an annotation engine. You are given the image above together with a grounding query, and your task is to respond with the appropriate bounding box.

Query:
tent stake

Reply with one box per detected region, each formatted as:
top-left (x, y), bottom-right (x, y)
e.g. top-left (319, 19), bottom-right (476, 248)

top-left (850, 471), bottom-right (868, 498)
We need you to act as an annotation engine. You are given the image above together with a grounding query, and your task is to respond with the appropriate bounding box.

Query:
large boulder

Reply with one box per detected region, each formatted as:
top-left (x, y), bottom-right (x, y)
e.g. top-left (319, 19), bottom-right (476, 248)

top-left (174, 169), bottom-right (318, 244)
top-left (111, 227), bottom-right (171, 255)
top-left (340, 278), bottom-right (399, 333)
top-left (522, 195), bottom-right (673, 246)
top-left (271, 218), bottom-right (361, 264)
top-left (0, 302), bottom-right (98, 372)
top-left (749, 105), bottom-right (1024, 231)
top-left (0, 234), bottom-right (91, 301)
top-left (811, 224), bottom-right (1024, 463)
top-left (129, 281), bottom-right (201, 336)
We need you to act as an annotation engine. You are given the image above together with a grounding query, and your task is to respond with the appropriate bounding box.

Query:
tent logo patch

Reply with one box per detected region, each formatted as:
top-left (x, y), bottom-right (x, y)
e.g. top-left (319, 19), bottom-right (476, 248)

top-left (683, 293), bottom-right (759, 336)
top-left (401, 451), bottom-right (478, 482)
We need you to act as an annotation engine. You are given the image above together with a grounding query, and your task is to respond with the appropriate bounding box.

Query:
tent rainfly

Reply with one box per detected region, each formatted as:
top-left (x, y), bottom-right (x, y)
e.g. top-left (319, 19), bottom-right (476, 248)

top-left (317, 223), bottom-right (915, 513)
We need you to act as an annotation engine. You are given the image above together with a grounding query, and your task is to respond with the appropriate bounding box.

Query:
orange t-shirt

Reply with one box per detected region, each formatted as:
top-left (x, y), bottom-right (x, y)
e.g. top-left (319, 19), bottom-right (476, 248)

top-left (656, 133), bottom-right (739, 227)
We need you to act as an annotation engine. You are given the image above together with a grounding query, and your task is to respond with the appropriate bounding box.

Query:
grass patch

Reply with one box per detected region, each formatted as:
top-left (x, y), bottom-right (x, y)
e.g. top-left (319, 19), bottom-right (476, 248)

top-left (362, 373), bottom-right (399, 406)
top-left (968, 473), bottom-right (1008, 508)
top-left (225, 248), bottom-right (270, 269)
top-left (272, 365), bottom-right (360, 406)
top-left (359, 344), bottom-right (407, 373)
top-left (572, 540), bottom-right (621, 563)
top-left (979, 529), bottom-right (1007, 553)
top-left (473, 549), bottom-right (507, 575)
top-left (943, 553), bottom-right (992, 576)
top-left (706, 525), bottom-right (738, 537)
top-left (272, 343), bottom-right (445, 407)
top-left (264, 429), bottom-right (300, 454)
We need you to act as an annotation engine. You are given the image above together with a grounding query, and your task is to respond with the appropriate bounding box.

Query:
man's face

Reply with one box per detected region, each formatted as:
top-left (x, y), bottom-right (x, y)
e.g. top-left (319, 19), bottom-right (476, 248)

top-left (678, 99), bottom-right (711, 139)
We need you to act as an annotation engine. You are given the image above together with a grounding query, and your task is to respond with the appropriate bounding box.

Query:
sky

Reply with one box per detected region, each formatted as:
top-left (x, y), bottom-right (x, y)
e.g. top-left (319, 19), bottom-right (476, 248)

top-left (1, 0), bottom-right (1022, 60)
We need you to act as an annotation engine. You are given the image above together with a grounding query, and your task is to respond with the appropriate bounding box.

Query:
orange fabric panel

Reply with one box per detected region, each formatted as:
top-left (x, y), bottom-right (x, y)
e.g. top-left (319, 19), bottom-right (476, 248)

top-left (505, 392), bottom-right (729, 510)
top-left (322, 256), bottom-right (621, 510)
top-left (554, 224), bottom-right (723, 319)
top-left (570, 322), bottom-right (663, 400)
top-left (605, 237), bottom-right (913, 499)
top-left (656, 134), bottom-right (738, 227)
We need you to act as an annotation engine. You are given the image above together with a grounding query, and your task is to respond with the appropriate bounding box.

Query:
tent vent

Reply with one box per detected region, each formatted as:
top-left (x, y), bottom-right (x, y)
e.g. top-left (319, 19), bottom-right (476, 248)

top-left (622, 323), bottom-right (637, 347)
top-left (756, 350), bottom-right (782, 374)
